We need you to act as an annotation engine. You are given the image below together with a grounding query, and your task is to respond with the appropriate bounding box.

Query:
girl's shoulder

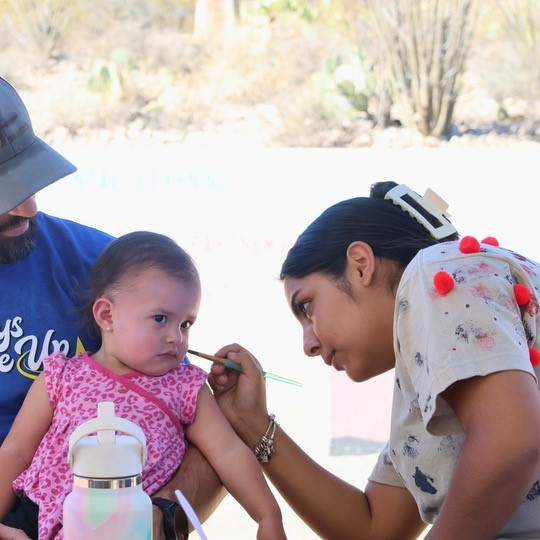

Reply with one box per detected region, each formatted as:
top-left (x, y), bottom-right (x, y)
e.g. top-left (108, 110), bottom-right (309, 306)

top-left (43, 352), bottom-right (91, 407)
top-left (149, 361), bottom-right (208, 390)
top-left (409, 239), bottom-right (540, 283)
top-left (177, 361), bottom-right (209, 383)
top-left (43, 350), bottom-right (88, 367)
top-left (43, 351), bottom-right (90, 383)
top-left (42, 351), bottom-right (71, 371)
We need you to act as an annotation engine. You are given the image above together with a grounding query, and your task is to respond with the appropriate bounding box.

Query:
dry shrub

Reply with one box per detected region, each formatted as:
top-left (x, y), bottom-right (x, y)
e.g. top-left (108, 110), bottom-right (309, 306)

top-left (2, 0), bottom-right (536, 146)
top-left (473, 0), bottom-right (540, 124)
top-left (0, 0), bottom-right (76, 58)
top-left (274, 88), bottom-right (360, 146)
top-left (368, 0), bottom-right (480, 137)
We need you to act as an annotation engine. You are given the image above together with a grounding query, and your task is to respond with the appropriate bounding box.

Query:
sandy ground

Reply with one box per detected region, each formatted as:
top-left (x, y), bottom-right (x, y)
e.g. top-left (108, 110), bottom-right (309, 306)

top-left (38, 142), bottom-right (538, 539)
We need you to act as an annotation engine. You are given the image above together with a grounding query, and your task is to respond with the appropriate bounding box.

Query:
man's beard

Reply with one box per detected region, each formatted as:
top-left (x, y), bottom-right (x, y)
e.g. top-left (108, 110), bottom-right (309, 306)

top-left (0, 217), bottom-right (38, 264)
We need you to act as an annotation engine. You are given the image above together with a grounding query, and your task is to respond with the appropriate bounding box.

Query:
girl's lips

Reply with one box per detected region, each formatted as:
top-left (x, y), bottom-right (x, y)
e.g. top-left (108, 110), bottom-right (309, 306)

top-left (2, 219), bottom-right (29, 237)
top-left (328, 352), bottom-right (345, 371)
top-left (324, 352), bottom-right (335, 366)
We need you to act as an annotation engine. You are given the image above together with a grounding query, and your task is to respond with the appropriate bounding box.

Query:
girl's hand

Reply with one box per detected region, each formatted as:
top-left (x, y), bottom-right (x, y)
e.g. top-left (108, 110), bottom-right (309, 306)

top-left (0, 524), bottom-right (31, 540)
top-left (207, 343), bottom-right (269, 444)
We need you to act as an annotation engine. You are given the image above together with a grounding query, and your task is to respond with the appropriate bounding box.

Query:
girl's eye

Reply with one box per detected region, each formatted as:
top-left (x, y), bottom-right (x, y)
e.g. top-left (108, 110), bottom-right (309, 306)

top-left (181, 320), bottom-right (194, 329)
top-left (298, 300), bottom-right (311, 316)
top-left (154, 314), bottom-right (167, 324)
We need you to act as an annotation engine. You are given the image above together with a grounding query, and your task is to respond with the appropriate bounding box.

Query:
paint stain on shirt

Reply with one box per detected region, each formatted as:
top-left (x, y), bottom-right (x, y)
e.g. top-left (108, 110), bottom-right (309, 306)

top-left (413, 466), bottom-right (438, 495)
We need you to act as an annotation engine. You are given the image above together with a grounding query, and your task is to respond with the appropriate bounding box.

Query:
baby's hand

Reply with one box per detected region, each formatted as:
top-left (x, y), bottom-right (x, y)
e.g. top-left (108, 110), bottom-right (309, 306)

top-left (0, 523), bottom-right (31, 540)
top-left (256, 515), bottom-right (287, 540)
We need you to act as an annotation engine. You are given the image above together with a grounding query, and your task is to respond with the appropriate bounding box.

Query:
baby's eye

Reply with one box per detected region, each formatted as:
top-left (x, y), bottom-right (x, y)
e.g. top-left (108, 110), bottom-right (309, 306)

top-left (181, 320), bottom-right (194, 329)
top-left (153, 314), bottom-right (168, 324)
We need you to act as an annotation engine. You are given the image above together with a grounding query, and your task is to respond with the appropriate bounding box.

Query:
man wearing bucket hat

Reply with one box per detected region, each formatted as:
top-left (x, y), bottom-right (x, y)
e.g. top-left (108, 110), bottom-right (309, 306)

top-left (0, 77), bottom-right (225, 540)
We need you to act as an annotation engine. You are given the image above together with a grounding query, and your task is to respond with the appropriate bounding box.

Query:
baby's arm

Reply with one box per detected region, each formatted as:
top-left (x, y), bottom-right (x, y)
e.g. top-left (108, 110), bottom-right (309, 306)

top-left (0, 374), bottom-right (53, 534)
top-left (186, 384), bottom-right (286, 540)
top-left (427, 370), bottom-right (540, 540)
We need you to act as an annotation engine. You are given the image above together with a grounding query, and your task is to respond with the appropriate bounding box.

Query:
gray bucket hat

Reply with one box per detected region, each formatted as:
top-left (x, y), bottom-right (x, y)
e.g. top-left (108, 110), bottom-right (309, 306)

top-left (0, 77), bottom-right (77, 214)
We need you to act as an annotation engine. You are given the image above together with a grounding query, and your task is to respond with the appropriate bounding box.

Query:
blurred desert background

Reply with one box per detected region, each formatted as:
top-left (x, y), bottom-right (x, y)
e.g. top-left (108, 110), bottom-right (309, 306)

top-left (2, 0), bottom-right (540, 538)
top-left (1, 0), bottom-right (539, 149)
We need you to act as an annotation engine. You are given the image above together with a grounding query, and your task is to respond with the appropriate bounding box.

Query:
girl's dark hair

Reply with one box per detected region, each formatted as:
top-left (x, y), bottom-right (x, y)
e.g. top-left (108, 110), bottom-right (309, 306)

top-left (280, 181), bottom-right (459, 282)
top-left (82, 231), bottom-right (199, 341)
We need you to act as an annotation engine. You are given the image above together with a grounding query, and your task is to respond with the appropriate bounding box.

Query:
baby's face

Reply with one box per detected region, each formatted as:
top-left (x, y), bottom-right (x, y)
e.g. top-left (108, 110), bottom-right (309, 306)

top-left (106, 267), bottom-right (201, 376)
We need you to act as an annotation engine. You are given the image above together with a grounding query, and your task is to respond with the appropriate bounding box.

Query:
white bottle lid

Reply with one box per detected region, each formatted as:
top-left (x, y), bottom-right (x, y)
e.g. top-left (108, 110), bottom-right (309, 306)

top-left (68, 402), bottom-right (147, 479)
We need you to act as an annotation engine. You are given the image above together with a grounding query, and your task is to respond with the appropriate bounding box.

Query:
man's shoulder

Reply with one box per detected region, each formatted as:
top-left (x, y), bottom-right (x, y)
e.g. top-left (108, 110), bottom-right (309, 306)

top-left (37, 212), bottom-right (114, 248)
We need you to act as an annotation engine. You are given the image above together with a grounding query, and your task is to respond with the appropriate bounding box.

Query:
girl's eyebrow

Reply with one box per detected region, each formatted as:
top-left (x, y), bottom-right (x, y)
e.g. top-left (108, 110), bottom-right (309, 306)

top-left (149, 307), bottom-right (174, 316)
top-left (290, 290), bottom-right (302, 315)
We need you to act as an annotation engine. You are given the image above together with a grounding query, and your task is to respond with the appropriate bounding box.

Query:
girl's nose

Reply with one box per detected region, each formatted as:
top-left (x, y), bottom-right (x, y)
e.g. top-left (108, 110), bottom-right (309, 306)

top-left (168, 326), bottom-right (184, 344)
top-left (303, 325), bottom-right (320, 357)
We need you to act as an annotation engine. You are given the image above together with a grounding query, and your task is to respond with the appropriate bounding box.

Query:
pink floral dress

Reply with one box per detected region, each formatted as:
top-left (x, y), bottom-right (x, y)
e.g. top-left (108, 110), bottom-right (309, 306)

top-left (13, 352), bottom-right (207, 539)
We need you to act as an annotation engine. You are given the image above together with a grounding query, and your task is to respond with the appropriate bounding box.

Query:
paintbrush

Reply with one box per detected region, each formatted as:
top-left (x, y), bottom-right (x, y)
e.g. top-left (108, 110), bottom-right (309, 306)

top-left (188, 349), bottom-right (302, 387)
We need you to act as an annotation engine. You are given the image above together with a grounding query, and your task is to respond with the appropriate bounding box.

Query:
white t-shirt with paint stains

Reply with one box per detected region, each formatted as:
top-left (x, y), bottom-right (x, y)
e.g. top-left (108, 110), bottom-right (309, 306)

top-left (369, 240), bottom-right (540, 538)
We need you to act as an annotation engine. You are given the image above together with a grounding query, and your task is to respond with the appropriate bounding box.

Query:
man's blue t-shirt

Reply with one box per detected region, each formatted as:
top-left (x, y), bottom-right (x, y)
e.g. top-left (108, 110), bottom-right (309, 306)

top-left (0, 212), bottom-right (113, 443)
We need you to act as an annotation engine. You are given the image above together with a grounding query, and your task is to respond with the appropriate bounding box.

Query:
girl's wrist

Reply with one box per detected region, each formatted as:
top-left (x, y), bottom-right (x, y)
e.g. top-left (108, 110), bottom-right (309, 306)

top-left (235, 410), bottom-right (271, 448)
top-left (258, 508), bottom-right (284, 526)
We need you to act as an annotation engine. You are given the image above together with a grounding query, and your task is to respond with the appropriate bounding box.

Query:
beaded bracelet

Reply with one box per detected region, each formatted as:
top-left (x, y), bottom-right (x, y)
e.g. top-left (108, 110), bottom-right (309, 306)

top-left (253, 414), bottom-right (278, 462)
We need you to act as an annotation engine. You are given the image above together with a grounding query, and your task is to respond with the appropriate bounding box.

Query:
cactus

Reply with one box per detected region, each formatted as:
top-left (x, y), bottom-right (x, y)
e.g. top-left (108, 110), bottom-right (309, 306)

top-left (332, 47), bottom-right (376, 114)
top-left (87, 48), bottom-right (134, 101)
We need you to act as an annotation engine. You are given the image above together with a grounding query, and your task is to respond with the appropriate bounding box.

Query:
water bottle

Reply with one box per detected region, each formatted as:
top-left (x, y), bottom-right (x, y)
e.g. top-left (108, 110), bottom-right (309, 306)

top-left (63, 401), bottom-right (153, 539)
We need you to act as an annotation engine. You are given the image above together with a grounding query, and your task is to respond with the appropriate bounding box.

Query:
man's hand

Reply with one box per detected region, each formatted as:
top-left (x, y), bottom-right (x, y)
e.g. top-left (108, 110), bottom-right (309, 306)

top-left (152, 505), bottom-right (166, 540)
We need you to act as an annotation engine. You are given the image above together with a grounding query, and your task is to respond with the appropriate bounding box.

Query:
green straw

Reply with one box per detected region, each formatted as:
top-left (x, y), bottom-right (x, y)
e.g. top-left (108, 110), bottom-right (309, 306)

top-left (188, 349), bottom-right (302, 387)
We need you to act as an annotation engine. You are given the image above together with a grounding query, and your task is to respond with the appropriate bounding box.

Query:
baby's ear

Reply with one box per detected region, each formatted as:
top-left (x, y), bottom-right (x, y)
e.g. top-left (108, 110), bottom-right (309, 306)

top-left (346, 241), bottom-right (376, 285)
top-left (93, 297), bottom-right (114, 332)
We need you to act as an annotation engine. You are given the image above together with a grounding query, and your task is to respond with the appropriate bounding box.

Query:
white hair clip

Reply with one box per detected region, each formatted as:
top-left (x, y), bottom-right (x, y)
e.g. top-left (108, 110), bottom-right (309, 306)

top-left (384, 184), bottom-right (457, 240)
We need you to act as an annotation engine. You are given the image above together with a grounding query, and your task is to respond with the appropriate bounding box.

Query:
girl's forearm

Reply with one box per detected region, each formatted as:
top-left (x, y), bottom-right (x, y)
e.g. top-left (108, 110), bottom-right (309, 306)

top-left (227, 414), bottom-right (370, 538)
top-left (216, 441), bottom-right (282, 525)
top-left (254, 425), bottom-right (423, 540)
top-left (220, 393), bottom-right (422, 538)
top-left (265, 427), bottom-right (368, 539)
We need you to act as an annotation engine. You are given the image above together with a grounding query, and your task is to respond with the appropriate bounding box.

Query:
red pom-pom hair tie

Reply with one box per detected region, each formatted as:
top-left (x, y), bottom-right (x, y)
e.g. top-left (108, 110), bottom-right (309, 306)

top-left (481, 236), bottom-right (499, 247)
top-left (514, 284), bottom-right (531, 306)
top-left (530, 348), bottom-right (540, 367)
top-left (434, 271), bottom-right (454, 295)
top-left (459, 236), bottom-right (481, 254)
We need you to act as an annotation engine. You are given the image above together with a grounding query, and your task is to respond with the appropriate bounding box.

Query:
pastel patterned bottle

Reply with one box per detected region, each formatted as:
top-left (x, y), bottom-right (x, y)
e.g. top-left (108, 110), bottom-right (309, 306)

top-left (63, 401), bottom-right (152, 539)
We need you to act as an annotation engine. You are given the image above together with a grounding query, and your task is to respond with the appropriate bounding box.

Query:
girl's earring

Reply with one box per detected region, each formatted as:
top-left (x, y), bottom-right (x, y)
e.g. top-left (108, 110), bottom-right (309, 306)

top-left (105, 325), bottom-right (112, 332)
